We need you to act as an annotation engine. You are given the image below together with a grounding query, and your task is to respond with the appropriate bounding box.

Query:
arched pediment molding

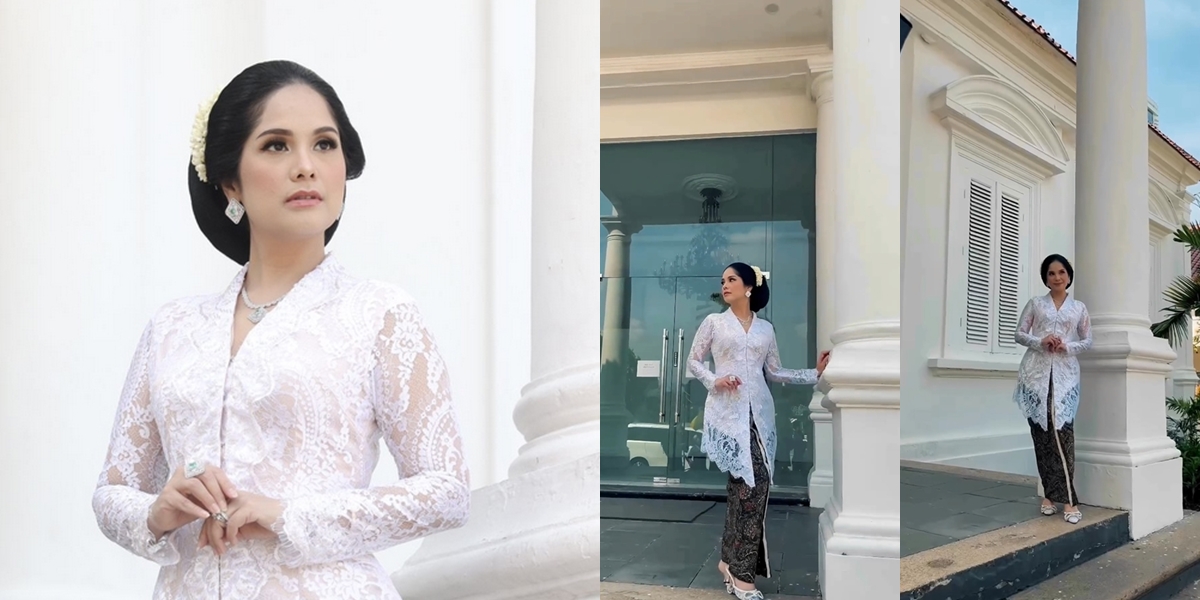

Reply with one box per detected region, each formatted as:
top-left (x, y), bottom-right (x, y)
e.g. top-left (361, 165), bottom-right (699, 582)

top-left (1149, 180), bottom-right (1190, 229)
top-left (931, 75), bottom-right (1069, 177)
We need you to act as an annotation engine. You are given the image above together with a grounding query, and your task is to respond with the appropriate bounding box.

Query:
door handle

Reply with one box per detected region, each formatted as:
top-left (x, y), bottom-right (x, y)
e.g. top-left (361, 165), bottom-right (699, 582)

top-left (659, 328), bottom-right (669, 424)
top-left (674, 329), bottom-right (686, 422)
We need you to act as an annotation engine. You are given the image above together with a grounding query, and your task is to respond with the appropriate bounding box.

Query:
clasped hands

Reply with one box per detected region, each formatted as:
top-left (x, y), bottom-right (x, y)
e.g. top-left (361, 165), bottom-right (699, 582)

top-left (147, 463), bottom-right (284, 556)
top-left (1041, 334), bottom-right (1069, 354)
top-left (713, 350), bottom-right (832, 393)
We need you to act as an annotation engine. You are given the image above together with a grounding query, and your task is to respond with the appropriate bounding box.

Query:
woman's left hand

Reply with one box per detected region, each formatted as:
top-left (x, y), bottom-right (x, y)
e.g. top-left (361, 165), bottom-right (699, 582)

top-left (197, 492), bottom-right (283, 553)
top-left (816, 350), bottom-right (831, 376)
top-left (199, 517), bottom-right (275, 556)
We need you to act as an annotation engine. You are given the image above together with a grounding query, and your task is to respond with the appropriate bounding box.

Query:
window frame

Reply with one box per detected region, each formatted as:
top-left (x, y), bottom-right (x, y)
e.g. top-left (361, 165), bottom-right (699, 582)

top-left (930, 128), bottom-right (1048, 378)
top-left (926, 75), bottom-right (1066, 378)
top-left (946, 148), bottom-right (1033, 359)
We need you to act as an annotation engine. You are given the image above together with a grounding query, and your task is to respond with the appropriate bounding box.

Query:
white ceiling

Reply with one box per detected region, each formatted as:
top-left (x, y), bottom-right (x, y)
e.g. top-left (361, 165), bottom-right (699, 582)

top-left (601, 0), bottom-right (830, 58)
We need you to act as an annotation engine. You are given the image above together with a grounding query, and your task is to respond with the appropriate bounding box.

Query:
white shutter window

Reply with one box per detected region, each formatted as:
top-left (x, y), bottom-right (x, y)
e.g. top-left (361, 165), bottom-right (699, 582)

top-left (940, 133), bottom-right (1038, 365)
top-left (995, 192), bottom-right (1022, 349)
top-left (965, 179), bottom-right (993, 346)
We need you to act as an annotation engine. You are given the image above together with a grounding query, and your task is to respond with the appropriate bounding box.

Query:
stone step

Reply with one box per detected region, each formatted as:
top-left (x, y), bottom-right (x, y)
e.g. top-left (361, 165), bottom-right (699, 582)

top-left (901, 506), bottom-right (1129, 600)
top-left (1009, 511), bottom-right (1200, 600)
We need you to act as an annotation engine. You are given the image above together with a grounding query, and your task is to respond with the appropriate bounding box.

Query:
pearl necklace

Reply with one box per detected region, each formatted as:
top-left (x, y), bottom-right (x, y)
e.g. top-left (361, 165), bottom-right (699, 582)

top-left (240, 287), bottom-right (287, 324)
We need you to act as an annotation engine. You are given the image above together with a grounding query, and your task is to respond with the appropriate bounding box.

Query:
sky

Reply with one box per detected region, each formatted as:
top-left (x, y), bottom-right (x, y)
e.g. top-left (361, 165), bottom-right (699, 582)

top-left (1012, 0), bottom-right (1200, 221)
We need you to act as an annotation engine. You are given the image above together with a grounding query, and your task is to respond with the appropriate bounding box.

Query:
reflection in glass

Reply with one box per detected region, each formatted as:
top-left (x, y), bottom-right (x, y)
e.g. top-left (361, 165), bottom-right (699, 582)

top-left (600, 134), bottom-right (817, 498)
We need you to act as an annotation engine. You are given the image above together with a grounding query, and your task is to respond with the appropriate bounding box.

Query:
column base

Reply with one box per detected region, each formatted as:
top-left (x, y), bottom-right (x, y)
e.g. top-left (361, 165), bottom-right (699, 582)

top-left (1170, 367), bottom-right (1198, 401)
top-left (392, 453), bottom-right (599, 599)
top-left (1075, 456), bottom-right (1182, 539)
top-left (818, 497), bottom-right (900, 599)
top-left (819, 324), bottom-right (899, 598)
top-left (807, 392), bottom-right (834, 508)
top-left (511, 362), bottom-right (598, 477)
top-left (1076, 327), bottom-right (1182, 539)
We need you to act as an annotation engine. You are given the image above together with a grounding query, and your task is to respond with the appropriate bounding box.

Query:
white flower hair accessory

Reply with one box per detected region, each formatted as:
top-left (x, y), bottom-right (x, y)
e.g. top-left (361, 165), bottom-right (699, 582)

top-left (751, 265), bottom-right (764, 287)
top-left (190, 91), bottom-right (221, 183)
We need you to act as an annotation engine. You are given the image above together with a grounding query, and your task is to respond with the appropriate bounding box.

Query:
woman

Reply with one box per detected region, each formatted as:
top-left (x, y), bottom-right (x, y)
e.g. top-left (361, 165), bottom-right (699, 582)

top-left (1013, 254), bottom-right (1092, 525)
top-left (687, 262), bottom-right (830, 600)
top-left (91, 60), bottom-right (470, 599)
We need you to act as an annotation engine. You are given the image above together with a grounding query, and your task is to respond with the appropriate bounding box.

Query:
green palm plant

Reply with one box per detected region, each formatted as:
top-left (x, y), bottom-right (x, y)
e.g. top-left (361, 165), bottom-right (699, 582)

top-left (1166, 394), bottom-right (1200, 508)
top-left (1151, 223), bottom-right (1200, 347)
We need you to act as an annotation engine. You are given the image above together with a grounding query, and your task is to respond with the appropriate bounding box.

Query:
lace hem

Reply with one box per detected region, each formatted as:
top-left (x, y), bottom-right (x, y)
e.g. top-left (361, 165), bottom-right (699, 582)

top-left (1013, 381), bottom-right (1080, 430)
top-left (1056, 382), bottom-right (1081, 425)
top-left (702, 425), bottom-right (755, 487)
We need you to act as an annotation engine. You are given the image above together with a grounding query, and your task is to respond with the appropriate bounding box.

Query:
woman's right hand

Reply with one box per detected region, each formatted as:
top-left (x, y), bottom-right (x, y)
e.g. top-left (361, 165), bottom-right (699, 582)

top-left (714, 375), bottom-right (741, 392)
top-left (147, 463), bottom-right (238, 539)
top-left (1041, 335), bottom-right (1061, 352)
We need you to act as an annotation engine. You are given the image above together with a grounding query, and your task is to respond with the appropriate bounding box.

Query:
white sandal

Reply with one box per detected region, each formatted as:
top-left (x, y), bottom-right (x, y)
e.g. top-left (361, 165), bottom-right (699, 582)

top-left (731, 587), bottom-right (765, 600)
top-left (1064, 510), bottom-right (1082, 525)
top-left (721, 566), bottom-right (763, 599)
top-left (1040, 504), bottom-right (1058, 516)
top-left (719, 564), bottom-right (733, 595)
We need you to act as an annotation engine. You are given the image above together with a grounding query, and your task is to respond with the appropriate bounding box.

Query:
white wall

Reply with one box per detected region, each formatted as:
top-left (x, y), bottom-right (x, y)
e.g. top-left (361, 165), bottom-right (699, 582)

top-left (601, 89), bottom-right (817, 141)
top-left (0, 1), bottom-right (531, 598)
top-left (902, 39), bottom-right (1030, 474)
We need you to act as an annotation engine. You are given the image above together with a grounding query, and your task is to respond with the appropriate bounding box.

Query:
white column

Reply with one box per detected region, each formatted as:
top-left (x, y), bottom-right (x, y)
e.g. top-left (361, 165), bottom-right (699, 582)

top-left (818, 0), bottom-right (900, 598)
top-left (807, 69), bottom-right (835, 509)
top-left (1074, 0), bottom-right (1182, 539)
top-left (392, 0), bottom-right (600, 597)
top-left (600, 218), bottom-right (640, 472)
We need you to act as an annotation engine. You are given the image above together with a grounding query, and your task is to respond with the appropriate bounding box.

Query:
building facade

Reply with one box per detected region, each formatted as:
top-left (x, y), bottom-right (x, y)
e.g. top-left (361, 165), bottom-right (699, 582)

top-left (601, 0), bottom-right (901, 596)
top-left (901, 0), bottom-right (1199, 540)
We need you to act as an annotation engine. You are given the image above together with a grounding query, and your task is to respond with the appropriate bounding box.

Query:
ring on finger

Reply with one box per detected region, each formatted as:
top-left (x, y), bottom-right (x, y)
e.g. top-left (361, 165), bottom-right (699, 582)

top-left (184, 459), bottom-right (206, 479)
top-left (213, 511), bottom-right (229, 525)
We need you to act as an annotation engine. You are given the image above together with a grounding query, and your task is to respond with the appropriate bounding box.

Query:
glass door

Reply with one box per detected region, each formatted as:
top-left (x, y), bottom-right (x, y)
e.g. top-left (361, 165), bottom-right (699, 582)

top-left (666, 276), bottom-right (734, 488)
top-left (603, 274), bottom-right (772, 490)
top-left (600, 133), bottom-right (818, 498)
top-left (601, 276), bottom-right (677, 485)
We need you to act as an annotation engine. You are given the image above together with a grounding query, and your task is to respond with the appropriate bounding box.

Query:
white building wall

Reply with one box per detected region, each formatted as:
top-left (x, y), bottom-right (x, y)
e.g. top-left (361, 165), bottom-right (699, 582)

top-left (0, 1), bottom-right (532, 598)
top-left (900, 3), bottom-right (1197, 476)
top-left (601, 90), bottom-right (818, 141)
top-left (901, 37), bottom-right (1038, 475)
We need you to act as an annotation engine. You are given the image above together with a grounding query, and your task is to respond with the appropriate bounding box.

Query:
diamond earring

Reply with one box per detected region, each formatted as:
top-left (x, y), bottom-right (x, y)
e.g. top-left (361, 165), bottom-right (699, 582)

top-left (226, 199), bottom-right (245, 224)
top-left (745, 290), bottom-right (752, 298)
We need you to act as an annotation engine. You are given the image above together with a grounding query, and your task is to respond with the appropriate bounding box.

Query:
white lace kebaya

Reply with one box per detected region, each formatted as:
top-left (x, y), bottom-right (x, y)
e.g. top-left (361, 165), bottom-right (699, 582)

top-left (92, 254), bottom-right (470, 599)
top-left (1012, 293), bottom-right (1094, 431)
top-left (687, 310), bottom-right (824, 488)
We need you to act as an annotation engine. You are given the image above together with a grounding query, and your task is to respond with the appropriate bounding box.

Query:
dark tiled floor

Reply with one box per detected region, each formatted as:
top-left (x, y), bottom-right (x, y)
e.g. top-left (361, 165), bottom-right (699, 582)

top-left (900, 466), bottom-right (1041, 557)
top-left (601, 497), bottom-right (821, 596)
top-left (1172, 578), bottom-right (1200, 599)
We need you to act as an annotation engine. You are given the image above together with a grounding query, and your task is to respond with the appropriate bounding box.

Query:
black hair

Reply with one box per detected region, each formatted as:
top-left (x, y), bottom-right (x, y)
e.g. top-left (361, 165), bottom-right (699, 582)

top-left (188, 60), bottom-right (366, 265)
top-left (1040, 254), bottom-right (1074, 289)
top-left (727, 262), bottom-right (770, 312)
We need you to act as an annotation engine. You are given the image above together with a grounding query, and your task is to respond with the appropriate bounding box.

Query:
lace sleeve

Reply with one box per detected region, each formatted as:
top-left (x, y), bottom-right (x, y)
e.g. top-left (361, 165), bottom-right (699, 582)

top-left (1014, 299), bottom-right (1041, 349)
top-left (687, 316), bottom-right (718, 390)
top-left (92, 321), bottom-right (180, 565)
top-left (271, 301), bottom-right (470, 568)
top-left (764, 330), bottom-right (818, 385)
top-left (1067, 303), bottom-right (1094, 356)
